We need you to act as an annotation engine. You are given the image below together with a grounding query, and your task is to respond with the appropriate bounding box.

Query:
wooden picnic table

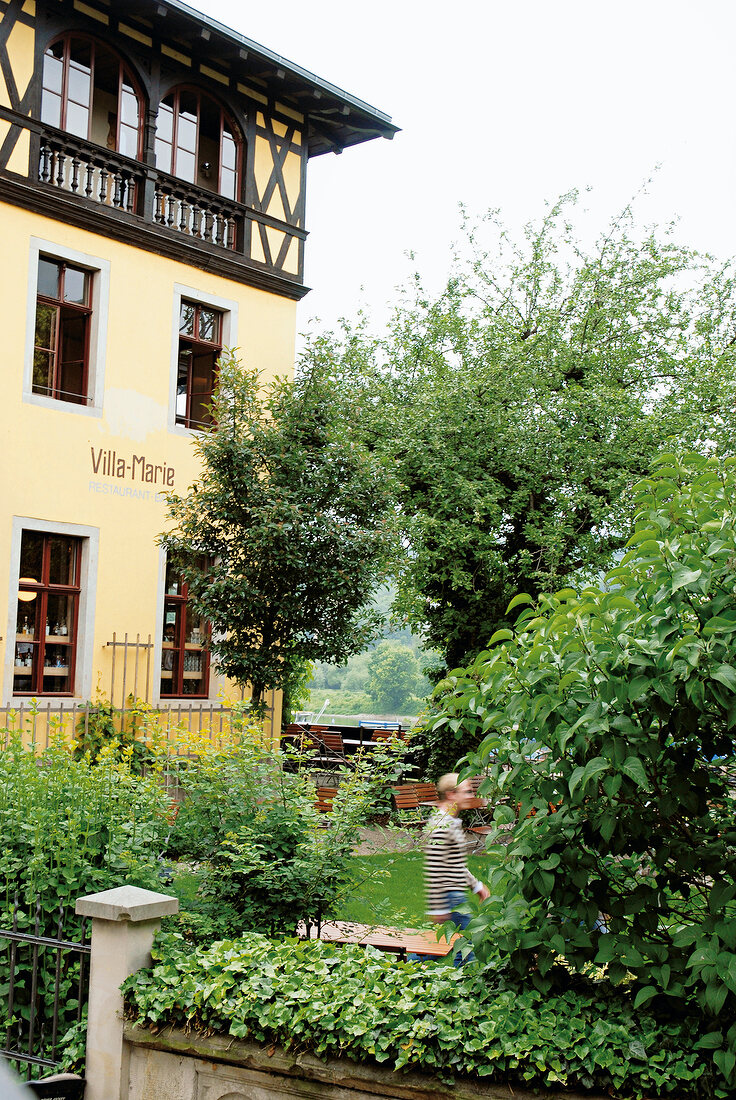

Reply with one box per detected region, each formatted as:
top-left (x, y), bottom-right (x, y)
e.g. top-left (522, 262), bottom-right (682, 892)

top-left (300, 920), bottom-right (459, 960)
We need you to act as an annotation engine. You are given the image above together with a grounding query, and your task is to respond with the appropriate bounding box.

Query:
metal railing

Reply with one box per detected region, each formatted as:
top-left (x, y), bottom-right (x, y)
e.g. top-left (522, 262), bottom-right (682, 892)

top-left (0, 697), bottom-right (269, 754)
top-left (107, 631), bottom-right (154, 710)
top-left (0, 896), bottom-right (89, 1081)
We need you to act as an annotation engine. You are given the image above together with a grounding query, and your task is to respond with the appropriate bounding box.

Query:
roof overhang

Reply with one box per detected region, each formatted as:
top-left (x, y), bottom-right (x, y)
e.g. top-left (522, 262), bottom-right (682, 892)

top-left (121, 0), bottom-right (400, 156)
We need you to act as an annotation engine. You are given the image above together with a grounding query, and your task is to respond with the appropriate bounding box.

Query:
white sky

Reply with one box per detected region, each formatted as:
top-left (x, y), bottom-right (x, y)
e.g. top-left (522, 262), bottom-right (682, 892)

top-left (191, 0), bottom-right (736, 341)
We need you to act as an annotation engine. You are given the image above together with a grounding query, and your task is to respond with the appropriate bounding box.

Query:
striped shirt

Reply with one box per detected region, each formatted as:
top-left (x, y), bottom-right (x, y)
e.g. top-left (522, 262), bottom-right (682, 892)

top-left (423, 807), bottom-right (482, 915)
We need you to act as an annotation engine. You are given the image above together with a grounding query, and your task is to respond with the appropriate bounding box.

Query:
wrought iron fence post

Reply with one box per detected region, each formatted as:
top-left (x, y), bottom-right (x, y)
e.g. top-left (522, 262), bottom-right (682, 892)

top-left (75, 886), bottom-right (178, 1100)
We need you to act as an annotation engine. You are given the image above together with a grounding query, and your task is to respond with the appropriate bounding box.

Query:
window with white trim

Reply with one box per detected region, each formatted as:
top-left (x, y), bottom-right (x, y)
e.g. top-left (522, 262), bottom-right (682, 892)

top-left (25, 239), bottom-right (110, 415)
top-left (13, 531), bottom-right (82, 696)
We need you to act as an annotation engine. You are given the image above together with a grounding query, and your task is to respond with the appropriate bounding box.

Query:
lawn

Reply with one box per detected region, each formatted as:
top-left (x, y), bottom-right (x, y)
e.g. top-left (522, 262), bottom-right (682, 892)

top-left (172, 849), bottom-right (490, 930)
top-left (335, 850), bottom-right (489, 927)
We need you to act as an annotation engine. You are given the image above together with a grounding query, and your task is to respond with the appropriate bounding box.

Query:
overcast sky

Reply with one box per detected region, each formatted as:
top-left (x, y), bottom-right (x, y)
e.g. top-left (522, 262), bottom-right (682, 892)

top-left (192, 0), bottom-right (736, 341)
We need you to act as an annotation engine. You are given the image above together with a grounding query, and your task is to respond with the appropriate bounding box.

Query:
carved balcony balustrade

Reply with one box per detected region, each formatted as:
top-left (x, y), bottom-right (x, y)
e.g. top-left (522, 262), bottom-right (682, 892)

top-left (38, 123), bottom-right (145, 215)
top-left (0, 109), bottom-right (308, 297)
top-left (152, 167), bottom-right (240, 251)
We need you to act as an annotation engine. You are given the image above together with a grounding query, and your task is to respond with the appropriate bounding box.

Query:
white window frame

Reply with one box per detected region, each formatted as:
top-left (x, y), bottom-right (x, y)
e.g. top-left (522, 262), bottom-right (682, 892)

top-left (3, 517), bottom-right (99, 704)
top-left (168, 282), bottom-right (238, 436)
top-left (23, 237), bottom-right (111, 417)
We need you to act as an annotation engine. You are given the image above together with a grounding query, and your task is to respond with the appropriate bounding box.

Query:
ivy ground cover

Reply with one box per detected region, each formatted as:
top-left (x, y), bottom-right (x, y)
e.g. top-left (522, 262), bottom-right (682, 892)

top-left (124, 933), bottom-right (707, 1098)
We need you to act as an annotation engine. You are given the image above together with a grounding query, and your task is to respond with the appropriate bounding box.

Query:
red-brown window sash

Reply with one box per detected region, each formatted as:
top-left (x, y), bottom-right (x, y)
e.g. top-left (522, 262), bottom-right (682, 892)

top-left (160, 567), bottom-right (211, 699)
top-left (41, 33), bottom-right (144, 159)
top-left (176, 301), bottom-right (223, 429)
top-left (14, 535), bottom-right (81, 697)
top-left (155, 85), bottom-right (243, 200)
top-left (33, 260), bottom-right (92, 404)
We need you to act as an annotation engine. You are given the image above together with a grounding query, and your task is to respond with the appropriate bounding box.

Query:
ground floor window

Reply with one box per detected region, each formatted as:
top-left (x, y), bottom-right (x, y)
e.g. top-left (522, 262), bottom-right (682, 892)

top-left (14, 531), bottom-right (81, 695)
top-left (160, 560), bottom-right (210, 697)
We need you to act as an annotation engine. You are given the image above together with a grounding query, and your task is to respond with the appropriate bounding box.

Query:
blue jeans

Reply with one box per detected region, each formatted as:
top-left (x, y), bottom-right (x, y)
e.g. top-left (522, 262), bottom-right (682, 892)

top-left (446, 890), bottom-right (474, 966)
top-left (408, 892), bottom-right (476, 966)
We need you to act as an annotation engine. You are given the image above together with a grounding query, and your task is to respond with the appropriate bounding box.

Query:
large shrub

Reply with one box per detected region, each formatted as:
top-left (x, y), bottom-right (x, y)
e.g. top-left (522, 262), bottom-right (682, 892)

top-left (0, 727), bottom-right (171, 1075)
top-left (167, 730), bottom-right (407, 939)
top-left (1, 729), bottom-right (170, 911)
top-left (428, 453), bottom-right (736, 1096)
top-left (123, 932), bottom-right (706, 1097)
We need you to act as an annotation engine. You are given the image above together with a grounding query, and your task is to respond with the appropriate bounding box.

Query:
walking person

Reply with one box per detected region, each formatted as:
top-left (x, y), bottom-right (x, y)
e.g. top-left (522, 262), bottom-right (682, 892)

top-left (423, 772), bottom-right (489, 964)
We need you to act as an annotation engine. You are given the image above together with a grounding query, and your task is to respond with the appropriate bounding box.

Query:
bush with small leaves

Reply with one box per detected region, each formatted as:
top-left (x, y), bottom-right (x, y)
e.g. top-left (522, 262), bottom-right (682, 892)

top-left (429, 452), bottom-right (736, 1096)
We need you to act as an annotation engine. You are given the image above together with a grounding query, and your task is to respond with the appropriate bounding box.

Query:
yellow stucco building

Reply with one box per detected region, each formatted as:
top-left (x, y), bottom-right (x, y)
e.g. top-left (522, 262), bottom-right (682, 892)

top-left (0, 0), bottom-right (396, 737)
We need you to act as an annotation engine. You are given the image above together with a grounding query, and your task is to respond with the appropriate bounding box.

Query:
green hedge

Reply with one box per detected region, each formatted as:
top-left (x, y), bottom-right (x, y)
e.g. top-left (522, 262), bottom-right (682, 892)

top-left (123, 933), bottom-right (707, 1098)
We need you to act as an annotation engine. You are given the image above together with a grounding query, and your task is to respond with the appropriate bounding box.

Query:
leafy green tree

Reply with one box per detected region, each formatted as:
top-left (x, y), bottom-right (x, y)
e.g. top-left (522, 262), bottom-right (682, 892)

top-left (367, 640), bottom-right (420, 713)
top-left (342, 653), bottom-right (370, 691)
top-left (162, 352), bottom-right (393, 708)
top-left (305, 197), bottom-right (736, 674)
top-left (280, 659), bottom-right (313, 725)
top-left (430, 452), bottom-right (736, 1095)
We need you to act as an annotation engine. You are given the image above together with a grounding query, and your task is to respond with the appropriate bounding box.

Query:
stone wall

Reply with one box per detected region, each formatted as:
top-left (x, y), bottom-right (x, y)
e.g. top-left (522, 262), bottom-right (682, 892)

top-left (124, 1024), bottom-right (607, 1100)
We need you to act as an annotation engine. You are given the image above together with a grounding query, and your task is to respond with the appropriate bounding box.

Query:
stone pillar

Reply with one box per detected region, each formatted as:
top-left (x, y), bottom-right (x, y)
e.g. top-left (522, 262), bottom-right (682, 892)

top-left (76, 885), bottom-right (179, 1100)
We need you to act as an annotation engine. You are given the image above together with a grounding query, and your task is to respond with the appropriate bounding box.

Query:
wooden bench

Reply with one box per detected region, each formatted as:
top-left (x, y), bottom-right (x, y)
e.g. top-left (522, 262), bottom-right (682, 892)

top-left (302, 920), bottom-right (459, 960)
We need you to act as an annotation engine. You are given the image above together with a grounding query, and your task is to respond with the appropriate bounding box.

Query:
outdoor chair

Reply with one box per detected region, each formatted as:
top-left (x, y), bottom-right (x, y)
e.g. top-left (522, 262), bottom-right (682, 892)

top-left (315, 732), bottom-right (345, 755)
top-left (371, 727), bottom-right (408, 744)
top-left (391, 784), bottom-right (427, 827)
top-left (413, 782), bottom-right (440, 807)
top-left (282, 722), bottom-right (309, 748)
top-left (304, 731), bottom-right (346, 773)
top-left (315, 786), bottom-right (338, 813)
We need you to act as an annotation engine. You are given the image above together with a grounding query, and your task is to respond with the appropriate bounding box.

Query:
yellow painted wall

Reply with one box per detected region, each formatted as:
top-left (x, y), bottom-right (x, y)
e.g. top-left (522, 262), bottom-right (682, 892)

top-left (5, 19), bottom-right (35, 108)
top-left (282, 149), bottom-right (303, 221)
top-left (0, 201), bottom-right (294, 733)
top-left (253, 119), bottom-right (305, 226)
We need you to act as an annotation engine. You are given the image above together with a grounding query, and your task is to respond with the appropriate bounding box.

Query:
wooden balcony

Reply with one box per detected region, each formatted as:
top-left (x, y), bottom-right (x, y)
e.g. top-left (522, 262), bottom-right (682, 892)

top-left (39, 125), bottom-right (145, 216)
top-left (0, 108), bottom-right (308, 300)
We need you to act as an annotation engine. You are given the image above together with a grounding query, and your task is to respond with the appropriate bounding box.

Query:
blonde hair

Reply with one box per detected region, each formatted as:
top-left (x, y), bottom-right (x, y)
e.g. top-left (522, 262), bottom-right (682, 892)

top-left (437, 772), bottom-right (460, 799)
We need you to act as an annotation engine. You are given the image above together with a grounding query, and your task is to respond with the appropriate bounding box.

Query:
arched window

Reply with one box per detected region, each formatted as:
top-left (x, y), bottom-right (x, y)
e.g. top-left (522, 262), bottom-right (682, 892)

top-left (41, 35), bottom-right (143, 159)
top-left (155, 86), bottom-right (241, 200)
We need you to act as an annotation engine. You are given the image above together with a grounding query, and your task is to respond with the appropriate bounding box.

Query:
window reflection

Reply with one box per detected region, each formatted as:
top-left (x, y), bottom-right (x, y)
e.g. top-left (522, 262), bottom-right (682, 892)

top-left (41, 35), bottom-right (143, 159)
top-left (155, 86), bottom-right (242, 200)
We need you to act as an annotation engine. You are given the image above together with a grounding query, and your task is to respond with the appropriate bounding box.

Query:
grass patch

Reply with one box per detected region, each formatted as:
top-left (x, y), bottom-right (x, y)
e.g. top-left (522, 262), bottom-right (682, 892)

top-left (170, 866), bottom-right (201, 907)
top-left (336, 850), bottom-right (488, 927)
top-left (171, 850), bottom-right (490, 931)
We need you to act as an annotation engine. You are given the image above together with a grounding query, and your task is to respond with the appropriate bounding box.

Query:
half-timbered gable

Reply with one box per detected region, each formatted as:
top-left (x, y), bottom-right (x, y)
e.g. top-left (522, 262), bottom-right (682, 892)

top-left (0, 0), bottom-right (397, 297)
